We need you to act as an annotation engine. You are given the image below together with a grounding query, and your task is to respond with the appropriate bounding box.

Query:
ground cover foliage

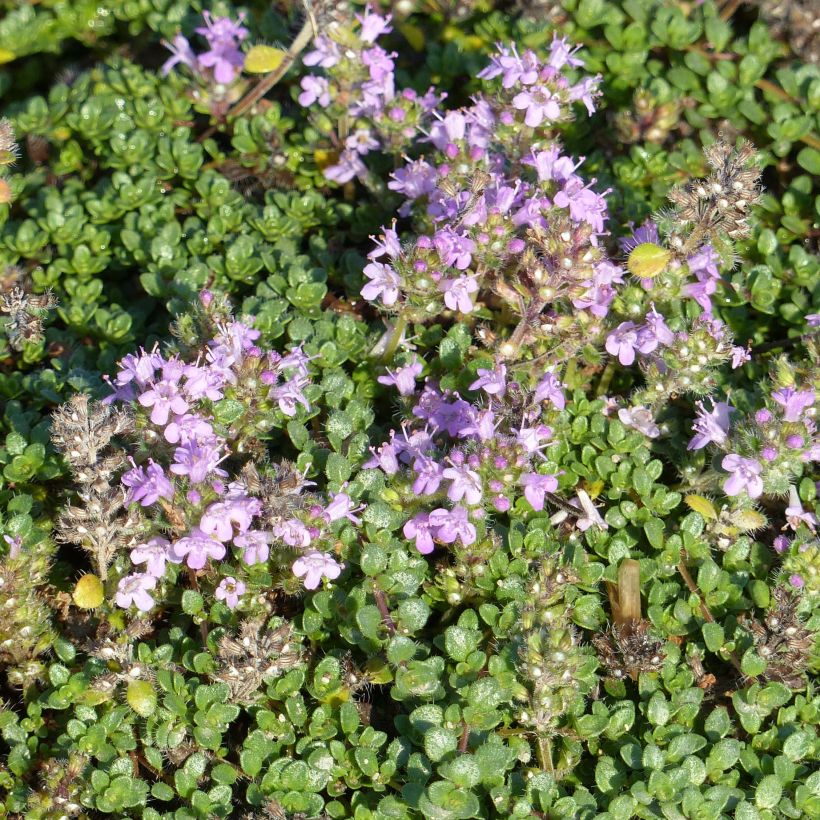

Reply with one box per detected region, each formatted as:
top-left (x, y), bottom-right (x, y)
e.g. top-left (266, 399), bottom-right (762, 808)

top-left (0, 0), bottom-right (818, 817)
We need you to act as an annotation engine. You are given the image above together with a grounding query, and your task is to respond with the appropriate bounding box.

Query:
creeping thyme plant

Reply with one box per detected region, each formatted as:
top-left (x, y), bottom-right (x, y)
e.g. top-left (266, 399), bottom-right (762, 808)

top-left (0, 0), bottom-right (819, 817)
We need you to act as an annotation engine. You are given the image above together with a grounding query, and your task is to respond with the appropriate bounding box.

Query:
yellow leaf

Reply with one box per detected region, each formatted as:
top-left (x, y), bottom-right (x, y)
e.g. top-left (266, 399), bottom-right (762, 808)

top-left (584, 480), bottom-right (605, 500)
top-left (399, 23), bottom-right (425, 52)
top-left (243, 45), bottom-right (287, 74)
top-left (729, 509), bottom-right (767, 532)
top-left (313, 148), bottom-right (338, 171)
top-left (127, 680), bottom-right (158, 717)
top-left (684, 495), bottom-right (718, 520)
top-left (73, 574), bottom-right (104, 609)
top-left (628, 243), bottom-right (671, 279)
top-left (0, 49), bottom-right (15, 65)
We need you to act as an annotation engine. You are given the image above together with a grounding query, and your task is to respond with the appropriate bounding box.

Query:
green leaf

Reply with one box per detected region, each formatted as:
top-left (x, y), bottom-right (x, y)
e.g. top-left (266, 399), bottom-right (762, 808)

top-left (797, 147), bottom-right (820, 175)
top-left (755, 774), bottom-right (782, 809)
top-left (702, 622), bottom-right (724, 652)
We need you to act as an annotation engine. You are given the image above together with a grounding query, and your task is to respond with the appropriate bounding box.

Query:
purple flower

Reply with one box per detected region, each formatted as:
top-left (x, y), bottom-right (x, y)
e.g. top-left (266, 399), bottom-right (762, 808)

top-left (292, 551), bottom-right (343, 589)
top-left (273, 518), bottom-right (313, 548)
top-left (378, 358), bottom-right (423, 395)
top-left (130, 536), bottom-right (174, 577)
top-left (530, 147), bottom-right (581, 184)
top-left (434, 228), bottom-right (475, 270)
top-left (428, 506), bottom-right (477, 546)
top-left (618, 406), bottom-right (660, 438)
top-left (369, 225), bottom-right (402, 260)
top-left (115, 573), bottom-right (157, 612)
top-left (171, 527), bottom-right (226, 570)
top-left (411, 456), bottom-right (444, 495)
top-left (606, 322), bottom-right (640, 366)
top-left (122, 459), bottom-right (175, 507)
top-left (170, 438), bottom-right (227, 484)
top-left (534, 371), bottom-right (566, 409)
top-left (298, 76), bottom-right (331, 107)
top-left (568, 76), bottom-right (601, 115)
top-left (356, 5), bottom-right (393, 42)
top-left (442, 463), bottom-right (483, 506)
top-left (469, 364), bottom-right (507, 397)
top-left (269, 376), bottom-right (311, 417)
top-left (162, 35), bottom-right (198, 76)
top-left (730, 346), bottom-right (751, 369)
top-left (388, 159), bottom-right (437, 203)
top-left (215, 577), bottom-right (246, 609)
top-left (183, 365), bottom-right (224, 401)
top-left (521, 473), bottom-right (558, 511)
top-left (200, 494), bottom-right (262, 541)
top-left (440, 275), bottom-right (478, 313)
top-left (404, 513), bottom-right (435, 554)
top-left (513, 85), bottom-right (562, 127)
top-left (687, 245), bottom-right (720, 279)
top-left (325, 149), bottom-right (368, 184)
top-left (514, 424), bottom-right (553, 455)
top-left (548, 35), bottom-right (584, 70)
top-left (164, 413), bottom-right (215, 445)
top-left (458, 407), bottom-right (497, 441)
top-left (687, 401), bottom-right (733, 450)
top-left (478, 45), bottom-right (540, 88)
top-left (772, 387), bottom-right (815, 422)
top-left (784, 486), bottom-right (817, 532)
top-left (553, 178), bottom-right (608, 232)
top-left (115, 347), bottom-right (163, 387)
top-left (346, 128), bottom-right (379, 155)
top-left (807, 313), bottom-right (820, 327)
top-left (3, 534), bottom-right (22, 559)
top-left (773, 535), bottom-right (790, 553)
top-left (644, 306), bottom-right (674, 347)
top-left (789, 573), bottom-right (804, 589)
top-left (233, 530), bottom-right (272, 565)
top-left (722, 454), bottom-right (764, 499)
top-left (303, 36), bottom-right (340, 68)
top-left (323, 492), bottom-right (365, 525)
top-left (138, 379), bottom-right (189, 427)
top-left (361, 261), bottom-right (401, 306)
top-left (195, 12), bottom-right (248, 84)
top-left (686, 245), bottom-right (721, 312)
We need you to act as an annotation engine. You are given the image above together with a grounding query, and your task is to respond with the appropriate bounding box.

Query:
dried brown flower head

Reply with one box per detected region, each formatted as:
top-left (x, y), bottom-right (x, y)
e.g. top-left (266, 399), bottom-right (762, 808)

top-left (214, 618), bottom-right (303, 703)
top-left (0, 286), bottom-right (58, 350)
top-left (51, 395), bottom-right (145, 578)
top-left (747, 585), bottom-right (814, 689)
top-left (668, 139), bottom-right (762, 251)
top-left (593, 619), bottom-right (666, 681)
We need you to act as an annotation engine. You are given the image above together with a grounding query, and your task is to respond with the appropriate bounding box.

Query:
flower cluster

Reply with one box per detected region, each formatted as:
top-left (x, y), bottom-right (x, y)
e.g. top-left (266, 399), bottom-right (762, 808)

top-left (56, 294), bottom-right (353, 613)
top-left (299, 31), bottom-right (613, 359)
top-left (299, 5), bottom-right (441, 183)
top-left (369, 359), bottom-right (606, 556)
top-left (162, 11), bottom-right (248, 84)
